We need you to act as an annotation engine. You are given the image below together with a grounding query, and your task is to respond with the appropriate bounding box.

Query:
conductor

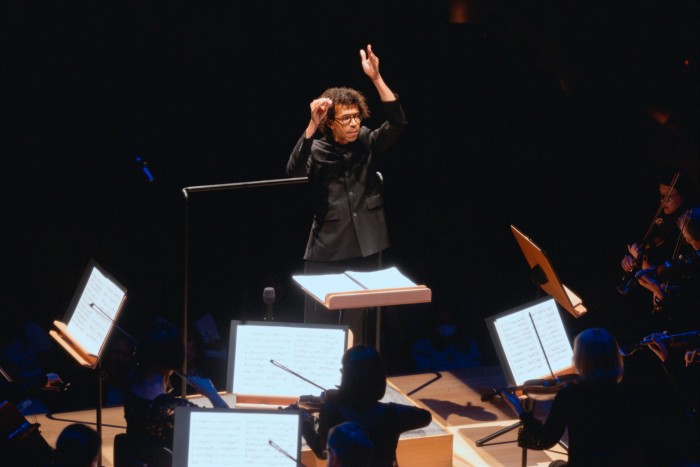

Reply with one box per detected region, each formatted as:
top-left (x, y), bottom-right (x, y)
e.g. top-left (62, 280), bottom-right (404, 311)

top-left (286, 44), bottom-right (407, 343)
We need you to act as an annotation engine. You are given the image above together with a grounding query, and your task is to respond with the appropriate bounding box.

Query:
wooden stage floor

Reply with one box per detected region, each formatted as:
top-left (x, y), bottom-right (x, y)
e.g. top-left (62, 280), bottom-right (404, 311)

top-left (31, 365), bottom-right (568, 466)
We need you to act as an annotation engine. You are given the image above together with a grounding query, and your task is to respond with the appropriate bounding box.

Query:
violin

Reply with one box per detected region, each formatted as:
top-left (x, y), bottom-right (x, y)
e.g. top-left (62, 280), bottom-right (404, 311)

top-left (297, 389), bottom-right (339, 411)
top-left (651, 250), bottom-right (700, 282)
top-left (481, 374), bottom-right (580, 403)
top-left (619, 330), bottom-right (700, 357)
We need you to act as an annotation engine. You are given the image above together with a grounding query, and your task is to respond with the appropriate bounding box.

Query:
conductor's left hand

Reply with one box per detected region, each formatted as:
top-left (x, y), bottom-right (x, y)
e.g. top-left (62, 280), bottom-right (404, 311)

top-left (360, 44), bottom-right (381, 81)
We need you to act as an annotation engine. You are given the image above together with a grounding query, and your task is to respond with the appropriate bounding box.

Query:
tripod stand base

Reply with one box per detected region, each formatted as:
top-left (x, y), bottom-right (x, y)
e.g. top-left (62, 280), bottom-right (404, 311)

top-left (475, 420), bottom-right (521, 447)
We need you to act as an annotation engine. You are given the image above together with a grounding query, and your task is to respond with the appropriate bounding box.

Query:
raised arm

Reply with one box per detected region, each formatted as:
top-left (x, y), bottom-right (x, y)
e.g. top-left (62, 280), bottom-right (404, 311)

top-left (305, 97), bottom-right (333, 140)
top-left (360, 44), bottom-right (396, 102)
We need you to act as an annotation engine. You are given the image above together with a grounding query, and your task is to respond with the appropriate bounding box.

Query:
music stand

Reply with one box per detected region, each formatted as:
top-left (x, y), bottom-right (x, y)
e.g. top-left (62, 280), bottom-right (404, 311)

top-left (49, 259), bottom-right (127, 467)
top-left (511, 225), bottom-right (587, 318)
top-left (172, 407), bottom-right (303, 467)
top-left (477, 297), bottom-right (573, 465)
top-left (226, 320), bottom-right (348, 404)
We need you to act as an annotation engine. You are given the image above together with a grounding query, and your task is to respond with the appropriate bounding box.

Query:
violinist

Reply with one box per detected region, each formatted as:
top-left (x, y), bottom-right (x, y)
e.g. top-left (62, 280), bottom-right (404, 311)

top-left (123, 321), bottom-right (230, 452)
top-left (636, 207), bottom-right (700, 332)
top-left (299, 345), bottom-right (431, 467)
top-left (620, 168), bottom-right (695, 282)
top-left (500, 328), bottom-right (647, 466)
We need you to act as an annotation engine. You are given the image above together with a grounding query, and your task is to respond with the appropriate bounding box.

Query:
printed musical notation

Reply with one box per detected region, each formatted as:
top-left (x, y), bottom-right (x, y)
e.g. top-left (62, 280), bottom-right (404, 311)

top-left (231, 324), bottom-right (346, 397)
top-left (493, 299), bottom-right (573, 385)
top-left (66, 267), bottom-right (126, 356)
top-left (184, 410), bottom-right (300, 467)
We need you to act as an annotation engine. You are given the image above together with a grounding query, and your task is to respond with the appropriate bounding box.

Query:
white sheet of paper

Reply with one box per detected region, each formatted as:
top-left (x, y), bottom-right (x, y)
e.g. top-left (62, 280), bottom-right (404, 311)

top-left (232, 324), bottom-right (345, 396)
top-left (345, 267), bottom-right (416, 290)
top-left (66, 267), bottom-right (125, 356)
top-left (292, 273), bottom-right (364, 302)
top-left (185, 410), bottom-right (299, 467)
top-left (493, 299), bottom-right (572, 385)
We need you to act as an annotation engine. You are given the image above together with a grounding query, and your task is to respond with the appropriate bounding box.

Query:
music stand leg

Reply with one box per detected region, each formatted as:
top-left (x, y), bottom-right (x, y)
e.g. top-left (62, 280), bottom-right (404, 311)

top-left (97, 362), bottom-right (106, 467)
top-left (375, 306), bottom-right (381, 352)
top-left (475, 420), bottom-right (521, 446)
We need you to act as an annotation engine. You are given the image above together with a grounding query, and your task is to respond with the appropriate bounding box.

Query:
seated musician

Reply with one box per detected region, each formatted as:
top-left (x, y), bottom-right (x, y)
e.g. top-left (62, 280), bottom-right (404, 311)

top-left (52, 423), bottom-right (101, 467)
top-left (501, 328), bottom-right (647, 467)
top-left (620, 168), bottom-right (695, 279)
top-left (326, 421), bottom-right (373, 467)
top-left (123, 320), bottom-right (229, 451)
top-left (300, 345), bottom-right (432, 467)
top-left (636, 206), bottom-right (700, 332)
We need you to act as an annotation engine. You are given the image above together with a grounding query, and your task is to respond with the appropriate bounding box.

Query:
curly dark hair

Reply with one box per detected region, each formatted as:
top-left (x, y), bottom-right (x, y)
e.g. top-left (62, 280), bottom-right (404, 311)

top-left (318, 87), bottom-right (370, 138)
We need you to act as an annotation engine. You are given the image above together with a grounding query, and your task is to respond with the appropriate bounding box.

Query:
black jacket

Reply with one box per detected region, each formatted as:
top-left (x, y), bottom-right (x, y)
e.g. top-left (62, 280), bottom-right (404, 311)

top-left (287, 99), bottom-right (406, 262)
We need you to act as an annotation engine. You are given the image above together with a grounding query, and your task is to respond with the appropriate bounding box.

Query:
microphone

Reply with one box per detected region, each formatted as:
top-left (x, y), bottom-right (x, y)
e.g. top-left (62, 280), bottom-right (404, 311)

top-left (263, 287), bottom-right (276, 321)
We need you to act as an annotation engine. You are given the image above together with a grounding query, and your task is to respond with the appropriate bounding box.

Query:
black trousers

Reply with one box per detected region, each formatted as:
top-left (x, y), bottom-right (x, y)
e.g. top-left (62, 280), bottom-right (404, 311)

top-left (303, 253), bottom-right (382, 346)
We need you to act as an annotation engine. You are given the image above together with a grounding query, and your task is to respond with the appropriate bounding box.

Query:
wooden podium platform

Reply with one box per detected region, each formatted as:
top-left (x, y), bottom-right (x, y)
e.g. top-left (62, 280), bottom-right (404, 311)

top-left (31, 366), bottom-right (568, 466)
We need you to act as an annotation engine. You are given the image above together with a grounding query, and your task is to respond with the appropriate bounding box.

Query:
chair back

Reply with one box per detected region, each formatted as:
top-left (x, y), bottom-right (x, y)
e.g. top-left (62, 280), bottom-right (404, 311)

top-left (114, 433), bottom-right (172, 467)
top-left (0, 400), bottom-right (53, 466)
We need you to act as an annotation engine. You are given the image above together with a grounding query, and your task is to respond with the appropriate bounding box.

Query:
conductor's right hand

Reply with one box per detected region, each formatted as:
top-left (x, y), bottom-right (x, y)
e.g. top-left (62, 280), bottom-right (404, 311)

top-left (306, 97), bottom-right (333, 137)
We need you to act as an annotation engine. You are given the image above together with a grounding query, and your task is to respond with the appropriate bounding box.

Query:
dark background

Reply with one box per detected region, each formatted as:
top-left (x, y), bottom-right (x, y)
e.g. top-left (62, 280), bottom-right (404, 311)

top-left (4, 1), bottom-right (698, 380)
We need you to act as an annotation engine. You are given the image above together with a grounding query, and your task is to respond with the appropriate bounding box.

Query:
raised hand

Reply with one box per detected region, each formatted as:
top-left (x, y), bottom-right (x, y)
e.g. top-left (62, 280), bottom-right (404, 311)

top-left (360, 44), bottom-right (380, 81)
top-left (310, 98), bottom-right (332, 126)
top-left (305, 97), bottom-right (333, 138)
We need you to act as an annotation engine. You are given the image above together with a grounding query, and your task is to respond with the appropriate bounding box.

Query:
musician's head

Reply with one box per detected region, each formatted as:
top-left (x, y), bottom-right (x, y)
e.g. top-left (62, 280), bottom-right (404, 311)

top-left (573, 328), bottom-right (624, 384)
top-left (339, 345), bottom-right (386, 407)
top-left (135, 320), bottom-right (184, 379)
top-left (317, 87), bottom-right (370, 144)
top-left (678, 207), bottom-right (700, 248)
top-left (326, 422), bottom-right (373, 467)
top-left (54, 423), bottom-right (101, 467)
top-left (658, 167), bottom-right (697, 216)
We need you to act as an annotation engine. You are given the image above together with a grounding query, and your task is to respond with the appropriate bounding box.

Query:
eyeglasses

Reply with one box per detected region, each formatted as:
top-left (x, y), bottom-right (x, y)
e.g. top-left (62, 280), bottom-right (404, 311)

top-left (334, 113), bottom-right (362, 125)
top-left (660, 192), bottom-right (681, 202)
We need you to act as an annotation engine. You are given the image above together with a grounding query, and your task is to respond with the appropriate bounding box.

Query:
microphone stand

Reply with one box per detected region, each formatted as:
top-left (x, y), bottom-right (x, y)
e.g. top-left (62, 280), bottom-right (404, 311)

top-left (263, 287), bottom-right (276, 321)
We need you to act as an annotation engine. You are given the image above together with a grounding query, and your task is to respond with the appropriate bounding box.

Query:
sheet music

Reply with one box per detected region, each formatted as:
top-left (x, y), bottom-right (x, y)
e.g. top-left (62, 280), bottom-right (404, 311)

top-left (232, 324), bottom-right (345, 396)
top-left (66, 267), bottom-right (125, 356)
top-left (292, 273), bottom-right (364, 302)
top-left (185, 410), bottom-right (299, 467)
top-left (493, 299), bottom-right (572, 385)
top-left (345, 267), bottom-right (416, 290)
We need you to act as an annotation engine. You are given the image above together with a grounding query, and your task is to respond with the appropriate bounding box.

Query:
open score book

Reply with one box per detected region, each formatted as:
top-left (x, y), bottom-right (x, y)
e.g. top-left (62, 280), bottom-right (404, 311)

top-left (486, 296), bottom-right (574, 387)
top-left (49, 260), bottom-right (127, 369)
top-left (292, 266), bottom-right (431, 310)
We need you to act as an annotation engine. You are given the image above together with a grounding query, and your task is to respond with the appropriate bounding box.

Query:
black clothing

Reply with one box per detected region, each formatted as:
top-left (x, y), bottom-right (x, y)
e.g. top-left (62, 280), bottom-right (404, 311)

top-left (123, 391), bottom-right (194, 450)
top-left (303, 399), bottom-right (431, 467)
top-left (0, 373), bottom-right (48, 403)
top-left (519, 381), bottom-right (647, 467)
top-left (286, 98), bottom-right (406, 262)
